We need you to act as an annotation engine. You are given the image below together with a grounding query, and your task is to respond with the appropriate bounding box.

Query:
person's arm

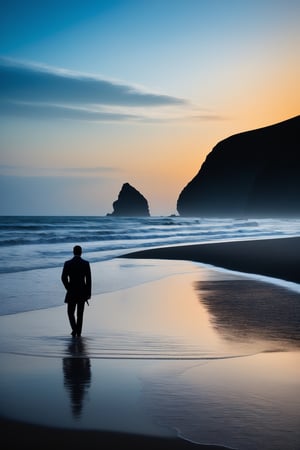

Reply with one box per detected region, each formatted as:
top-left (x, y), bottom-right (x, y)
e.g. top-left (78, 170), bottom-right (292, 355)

top-left (85, 263), bottom-right (92, 299)
top-left (61, 263), bottom-right (70, 290)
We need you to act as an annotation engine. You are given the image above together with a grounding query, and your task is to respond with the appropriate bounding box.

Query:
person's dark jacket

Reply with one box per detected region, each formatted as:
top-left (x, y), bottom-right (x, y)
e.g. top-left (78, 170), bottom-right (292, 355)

top-left (61, 256), bottom-right (91, 303)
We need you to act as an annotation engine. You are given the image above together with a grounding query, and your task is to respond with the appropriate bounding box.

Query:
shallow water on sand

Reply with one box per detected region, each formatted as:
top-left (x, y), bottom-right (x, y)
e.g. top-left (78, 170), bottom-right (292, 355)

top-left (0, 261), bottom-right (299, 449)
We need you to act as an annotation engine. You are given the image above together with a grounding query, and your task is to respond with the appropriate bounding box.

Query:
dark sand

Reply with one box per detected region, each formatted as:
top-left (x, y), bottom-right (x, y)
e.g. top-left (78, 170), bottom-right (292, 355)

top-left (123, 236), bottom-right (300, 284)
top-left (0, 417), bottom-right (227, 450)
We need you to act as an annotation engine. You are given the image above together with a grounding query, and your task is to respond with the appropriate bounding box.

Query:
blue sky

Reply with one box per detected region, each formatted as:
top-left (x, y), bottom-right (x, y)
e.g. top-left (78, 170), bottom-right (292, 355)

top-left (0, 0), bottom-right (299, 215)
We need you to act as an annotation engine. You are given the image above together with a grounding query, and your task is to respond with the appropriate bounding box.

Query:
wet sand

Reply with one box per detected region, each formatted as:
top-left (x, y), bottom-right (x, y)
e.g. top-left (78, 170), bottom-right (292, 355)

top-left (1, 238), bottom-right (300, 449)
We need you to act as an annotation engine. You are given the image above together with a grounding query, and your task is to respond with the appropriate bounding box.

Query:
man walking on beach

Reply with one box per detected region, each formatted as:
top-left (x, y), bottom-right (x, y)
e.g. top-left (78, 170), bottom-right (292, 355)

top-left (61, 245), bottom-right (92, 337)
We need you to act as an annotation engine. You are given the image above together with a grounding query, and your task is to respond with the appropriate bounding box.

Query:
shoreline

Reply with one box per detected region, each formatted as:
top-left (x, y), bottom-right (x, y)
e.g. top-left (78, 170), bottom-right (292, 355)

top-left (122, 236), bottom-right (300, 285)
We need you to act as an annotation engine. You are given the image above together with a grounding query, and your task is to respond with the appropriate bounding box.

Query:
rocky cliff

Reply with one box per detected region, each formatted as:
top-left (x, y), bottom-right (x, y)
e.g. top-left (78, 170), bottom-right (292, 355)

top-left (108, 182), bottom-right (150, 216)
top-left (177, 115), bottom-right (300, 217)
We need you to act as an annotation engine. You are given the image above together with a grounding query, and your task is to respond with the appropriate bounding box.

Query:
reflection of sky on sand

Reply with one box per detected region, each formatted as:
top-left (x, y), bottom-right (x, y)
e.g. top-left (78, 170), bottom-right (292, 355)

top-left (0, 265), bottom-right (271, 360)
top-left (140, 352), bottom-right (300, 450)
top-left (0, 353), bottom-right (172, 436)
top-left (0, 260), bottom-right (299, 449)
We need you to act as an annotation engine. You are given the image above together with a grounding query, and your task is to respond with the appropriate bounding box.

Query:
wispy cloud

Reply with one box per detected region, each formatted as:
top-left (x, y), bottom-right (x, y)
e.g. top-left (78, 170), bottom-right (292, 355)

top-left (0, 57), bottom-right (190, 122)
top-left (0, 100), bottom-right (141, 121)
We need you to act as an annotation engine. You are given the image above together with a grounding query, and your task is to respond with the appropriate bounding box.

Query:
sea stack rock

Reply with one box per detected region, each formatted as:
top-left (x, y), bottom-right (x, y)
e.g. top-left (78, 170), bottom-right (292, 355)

top-left (177, 115), bottom-right (300, 217)
top-left (108, 183), bottom-right (150, 216)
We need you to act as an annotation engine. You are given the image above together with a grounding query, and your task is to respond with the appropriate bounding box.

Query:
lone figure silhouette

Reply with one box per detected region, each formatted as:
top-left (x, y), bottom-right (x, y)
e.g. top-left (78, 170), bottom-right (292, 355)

top-left (61, 245), bottom-right (92, 337)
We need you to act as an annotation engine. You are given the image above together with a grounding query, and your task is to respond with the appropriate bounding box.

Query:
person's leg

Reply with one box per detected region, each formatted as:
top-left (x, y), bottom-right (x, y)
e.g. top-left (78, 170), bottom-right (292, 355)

top-left (76, 301), bottom-right (85, 336)
top-left (67, 302), bottom-right (77, 336)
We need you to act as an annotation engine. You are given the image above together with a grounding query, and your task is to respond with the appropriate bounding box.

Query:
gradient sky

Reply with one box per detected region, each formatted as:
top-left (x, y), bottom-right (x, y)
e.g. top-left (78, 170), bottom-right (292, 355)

top-left (1, 0), bottom-right (299, 216)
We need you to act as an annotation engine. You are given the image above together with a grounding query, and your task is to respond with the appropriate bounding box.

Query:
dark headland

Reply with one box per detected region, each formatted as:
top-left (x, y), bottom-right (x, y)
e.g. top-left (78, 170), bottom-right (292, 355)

top-left (177, 115), bottom-right (300, 218)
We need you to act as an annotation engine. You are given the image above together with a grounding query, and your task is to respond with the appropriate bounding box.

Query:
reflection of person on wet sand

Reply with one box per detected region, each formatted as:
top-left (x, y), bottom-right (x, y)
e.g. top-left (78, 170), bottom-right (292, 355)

top-left (63, 338), bottom-right (91, 419)
top-left (61, 245), bottom-right (92, 337)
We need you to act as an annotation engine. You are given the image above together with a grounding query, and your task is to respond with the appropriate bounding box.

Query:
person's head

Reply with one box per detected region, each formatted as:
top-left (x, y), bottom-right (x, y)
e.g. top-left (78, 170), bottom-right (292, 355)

top-left (73, 245), bottom-right (82, 256)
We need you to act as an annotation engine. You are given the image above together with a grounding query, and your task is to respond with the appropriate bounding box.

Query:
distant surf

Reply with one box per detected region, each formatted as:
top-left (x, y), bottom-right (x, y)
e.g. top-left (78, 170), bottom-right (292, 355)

top-left (1, 215), bottom-right (299, 274)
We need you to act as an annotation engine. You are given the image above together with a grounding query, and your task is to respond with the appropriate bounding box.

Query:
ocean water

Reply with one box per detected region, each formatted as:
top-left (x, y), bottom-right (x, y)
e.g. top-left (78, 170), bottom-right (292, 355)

top-left (1, 215), bottom-right (300, 316)
top-left (2, 215), bottom-right (300, 273)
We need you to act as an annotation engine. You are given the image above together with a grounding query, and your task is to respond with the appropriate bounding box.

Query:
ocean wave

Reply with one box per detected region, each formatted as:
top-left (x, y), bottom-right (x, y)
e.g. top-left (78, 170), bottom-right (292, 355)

top-left (0, 216), bottom-right (299, 274)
